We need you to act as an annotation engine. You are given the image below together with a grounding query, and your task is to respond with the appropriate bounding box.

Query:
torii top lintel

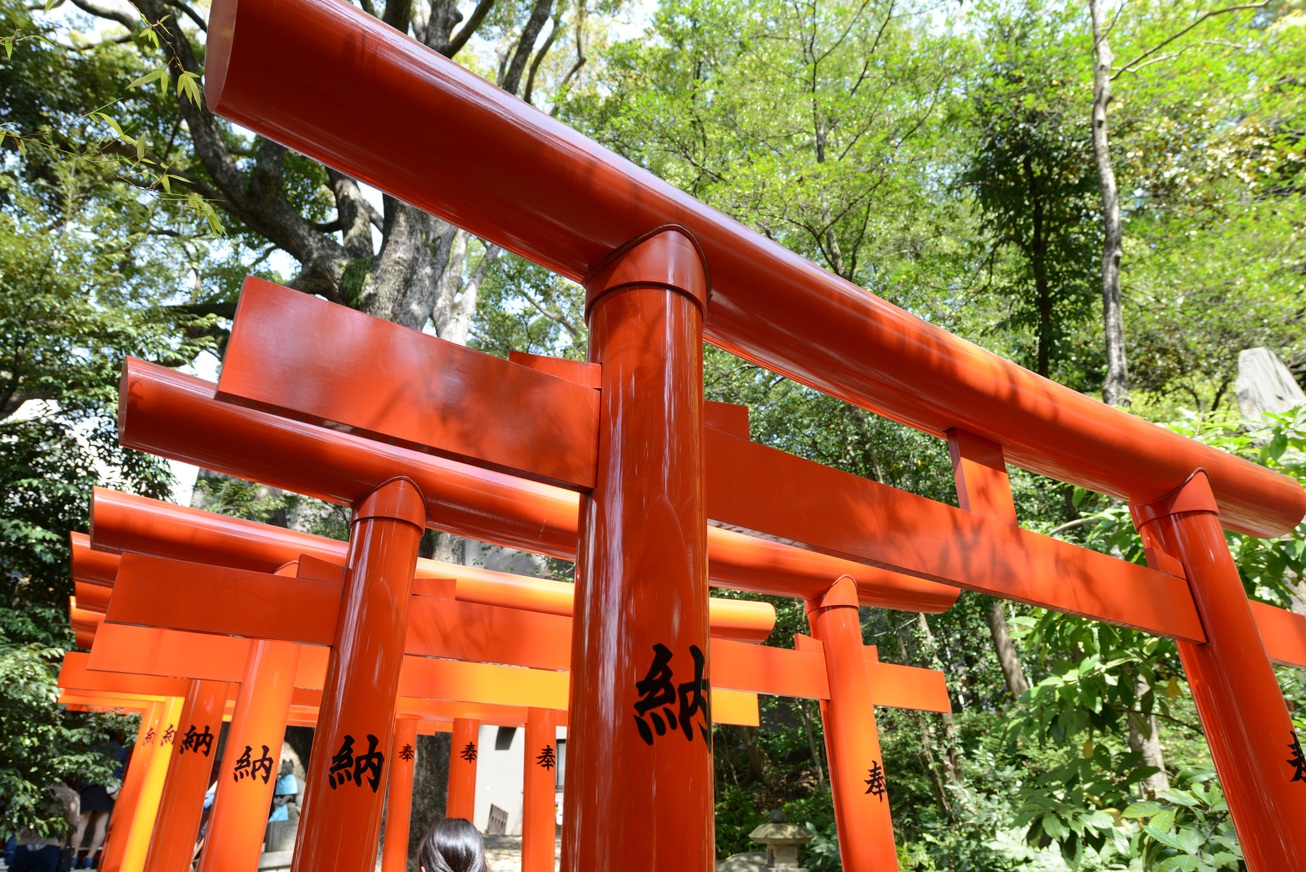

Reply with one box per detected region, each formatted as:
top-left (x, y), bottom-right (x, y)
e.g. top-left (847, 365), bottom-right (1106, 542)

top-left (205, 0), bottom-right (1304, 537)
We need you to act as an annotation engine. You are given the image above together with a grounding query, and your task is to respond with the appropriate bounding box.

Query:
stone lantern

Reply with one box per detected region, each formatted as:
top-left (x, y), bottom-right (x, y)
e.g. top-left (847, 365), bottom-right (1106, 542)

top-left (747, 810), bottom-right (813, 871)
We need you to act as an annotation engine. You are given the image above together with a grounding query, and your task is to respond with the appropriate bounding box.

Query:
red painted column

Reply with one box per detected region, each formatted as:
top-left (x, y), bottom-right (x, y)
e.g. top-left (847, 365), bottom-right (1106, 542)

top-left (1132, 471), bottom-right (1306, 871)
top-left (293, 478), bottom-right (427, 872)
top-left (381, 718), bottom-right (419, 872)
top-left (446, 718), bottom-right (480, 821)
top-left (563, 226), bottom-right (712, 871)
top-left (99, 700), bottom-right (168, 872)
top-left (144, 680), bottom-right (230, 872)
top-left (523, 709), bottom-right (560, 872)
top-left (119, 695), bottom-right (185, 872)
top-left (806, 576), bottom-right (898, 871)
top-left (196, 639), bottom-right (300, 872)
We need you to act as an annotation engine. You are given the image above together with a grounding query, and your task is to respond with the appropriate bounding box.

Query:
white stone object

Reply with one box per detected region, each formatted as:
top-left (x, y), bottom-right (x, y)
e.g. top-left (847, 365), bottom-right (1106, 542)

top-left (1236, 347), bottom-right (1305, 425)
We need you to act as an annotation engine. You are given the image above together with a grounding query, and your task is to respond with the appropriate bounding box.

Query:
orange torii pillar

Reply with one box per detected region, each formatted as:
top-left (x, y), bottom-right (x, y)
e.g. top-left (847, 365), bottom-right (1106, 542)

top-left (805, 576), bottom-right (897, 870)
top-left (1133, 472), bottom-right (1306, 871)
top-left (447, 718), bottom-right (480, 820)
top-left (101, 697), bottom-right (183, 872)
top-left (143, 679), bottom-right (230, 872)
top-left (524, 708), bottom-right (561, 872)
top-left (381, 717), bottom-right (420, 872)
top-left (564, 227), bottom-right (712, 870)
top-left (197, 638), bottom-right (301, 872)
top-left (293, 478), bottom-right (426, 872)
top-left (97, 701), bottom-right (157, 872)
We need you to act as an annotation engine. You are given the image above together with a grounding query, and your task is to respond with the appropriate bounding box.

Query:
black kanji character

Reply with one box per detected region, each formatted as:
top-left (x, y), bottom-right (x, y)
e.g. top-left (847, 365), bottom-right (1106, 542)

top-left (232, 745), bottom-right (254, 782)
top-left (180, 724), bottom-right (214, 757)
top-left (459, 742), bottom-right (477, 763)
top-left (353, 734), bottom-right (385, 792)
top-left (864, 762), bottom-right (886, 801)
top-left (536, 745), bottom-right (556, 770)
top-left (1289, 730), bottom-right (1306, 783)
top-left (328, 735), bottom-right (356, 789)
top-left (677, 644), bottom-right (711, 744)
top-left (143, 727), bottom-right (156, 744)
top-left (632, 643), bottom-right (712, 746)
top-left (633, 643), bottom-right (678, 745)
top-left (161, 724), bottom-right (176, 746)
top-left (249, 745), bottom-right (275, 784)
top-left (399, 743), bottom-right (415, 762)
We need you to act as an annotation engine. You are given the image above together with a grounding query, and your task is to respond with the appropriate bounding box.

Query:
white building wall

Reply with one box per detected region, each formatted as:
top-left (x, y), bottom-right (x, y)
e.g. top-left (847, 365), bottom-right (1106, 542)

top-left (472, 724), bottom-right (567, 836)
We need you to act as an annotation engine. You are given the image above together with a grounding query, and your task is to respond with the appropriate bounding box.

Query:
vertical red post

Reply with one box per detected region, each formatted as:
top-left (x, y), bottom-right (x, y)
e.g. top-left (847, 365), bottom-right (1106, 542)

top-left (98, 701), bottom-right (162, 872)
top-left (196, 639), bottom-right (300, 872)
top-left (293, 478), bottom-right (426, 872)
top-left (144, 680), bottom-right (230, 872)
top-left (805, 576), bottom-right (898, 870)
top-left (523, 708), bottom-right (560, 872)
top-left (118, 695), bottom-right (185, 872)
top-left (447, 718), bottom-right (480, 821)
top-left (563, 226), bottom-right (712, 871)
top-left (1132, 471), bottom-right (1306, 871)
top-left (381, 718), bottom-right (419, 872)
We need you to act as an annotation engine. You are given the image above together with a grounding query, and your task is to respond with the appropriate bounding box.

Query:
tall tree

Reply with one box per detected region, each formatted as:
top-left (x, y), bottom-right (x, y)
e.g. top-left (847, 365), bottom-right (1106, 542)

top-left (1089, 0), bottom-right (1128, 407)
top-left (45, 0), bottom-right (594, 338)
top-left (961, 2), bottom-right (1100, 384)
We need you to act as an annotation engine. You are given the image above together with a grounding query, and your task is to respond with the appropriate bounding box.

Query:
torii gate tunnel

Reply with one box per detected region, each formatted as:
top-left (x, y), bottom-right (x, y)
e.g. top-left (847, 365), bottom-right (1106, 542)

top-left (109, 0), bottom-right (1306, 867)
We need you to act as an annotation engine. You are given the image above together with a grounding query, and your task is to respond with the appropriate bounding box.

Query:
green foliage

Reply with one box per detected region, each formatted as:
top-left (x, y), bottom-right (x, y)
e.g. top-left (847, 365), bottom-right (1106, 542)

top-left (959, 0), bottom-right (1100, 382)
top-left (1121, 768), bottom-right (1242, 871)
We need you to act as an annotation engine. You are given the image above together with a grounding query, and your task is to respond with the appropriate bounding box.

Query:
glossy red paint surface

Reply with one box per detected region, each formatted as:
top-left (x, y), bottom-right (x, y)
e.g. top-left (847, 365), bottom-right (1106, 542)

top-left (71, 532), bottom-right (118, 585)
top-left (446, 719), bottom-right (479, 820)
top-left (523, 708), bottom-right (561, 872)
top-left (708, 427), bottom-right (1206, 643)
top-left (219, 277), bottom-right (600, 490)
top-left (118, 695), bottom-right (185, 872)
top-left (115, 363), bottom-right (956, 612)
top-left (564, 232), bottom-right (712, 871)
top-left (197, 639), bottom-right (300, 872)
top-left (806, 578), bottom-right (898, 870)
top-left (293, 479), bottom-right (426, 872)
top-left (144, 680), bottom-right (230, 872)
top-left (1133, 474), bottom-right (1306, 872)
top-left (203, 0), bottom-right (1303, 538)
top-left (92, 490), bottom-right (778, 641)
top-left (99, 701), bottom-right (166, 872)
top-left (381, 718), bottom-right (419, 872)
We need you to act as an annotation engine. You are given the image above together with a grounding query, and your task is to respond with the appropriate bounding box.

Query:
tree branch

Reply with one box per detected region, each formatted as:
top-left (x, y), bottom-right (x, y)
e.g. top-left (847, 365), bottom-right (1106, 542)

top-left (161, 0), bottom-right (207, 31)
top-left (1112, 2), bottom-right (1268, 80)
top-left (523, 15), bottom-right (561, 105)
top-left (499, 0), bottom-right (552, 95)
top-left (446, 0), bottom-right (496, 57)
top-left (69, 0), bottom-right (140, 30)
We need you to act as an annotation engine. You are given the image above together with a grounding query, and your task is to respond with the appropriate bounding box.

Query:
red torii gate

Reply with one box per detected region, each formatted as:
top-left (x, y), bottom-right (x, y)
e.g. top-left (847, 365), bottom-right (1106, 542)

top-left (113, 0), bottom-right (1306, 867)
top-left (71, 506), bottom-right (951, 872)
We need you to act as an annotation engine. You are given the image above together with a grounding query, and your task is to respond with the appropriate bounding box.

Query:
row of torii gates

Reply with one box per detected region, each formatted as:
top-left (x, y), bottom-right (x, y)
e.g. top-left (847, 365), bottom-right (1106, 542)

top-left (58, 0), bottom-right (1306, 868)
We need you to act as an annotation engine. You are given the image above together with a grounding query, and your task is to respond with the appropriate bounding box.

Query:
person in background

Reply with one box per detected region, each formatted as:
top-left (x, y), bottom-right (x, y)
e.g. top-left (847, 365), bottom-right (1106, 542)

top-left (417, 817), bottom-right (486, 872)
top-left (11, 783), bottom-right (79, 872)
top-left (69, 735), bottom-right (127, 869)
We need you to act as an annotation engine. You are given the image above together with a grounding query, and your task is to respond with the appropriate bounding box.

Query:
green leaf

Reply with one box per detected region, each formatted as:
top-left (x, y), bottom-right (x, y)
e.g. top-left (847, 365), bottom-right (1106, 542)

top-left (1122, 800), bottom-right (1164, 819)
top-left (1041, 814), bottom-right (1068, 840)
top-left (127, 69), bottom-right (168, 90)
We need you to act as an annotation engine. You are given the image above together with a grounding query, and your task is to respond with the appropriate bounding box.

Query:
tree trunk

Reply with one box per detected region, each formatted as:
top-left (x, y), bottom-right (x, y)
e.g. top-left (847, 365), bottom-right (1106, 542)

top-left (1126, 673), bottom-right (1170, 797)
top-left (406, 732), bottom-right (452, 871)
top-left (799, 699), bottom-right (826, 787)
top-left (738, 726), bottom-right (770, 786)
top-left (985, 598), bottom-right (1030, 700)
top-left (1090, 0), bottom-right (1129, 408)
top-left (915, 613), bottom-right (963, 784)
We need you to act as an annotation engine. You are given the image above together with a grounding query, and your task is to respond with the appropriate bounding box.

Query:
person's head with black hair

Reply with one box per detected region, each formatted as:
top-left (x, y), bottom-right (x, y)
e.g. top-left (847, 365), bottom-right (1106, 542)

top-left (418, 817), bottom-right (486, 872)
